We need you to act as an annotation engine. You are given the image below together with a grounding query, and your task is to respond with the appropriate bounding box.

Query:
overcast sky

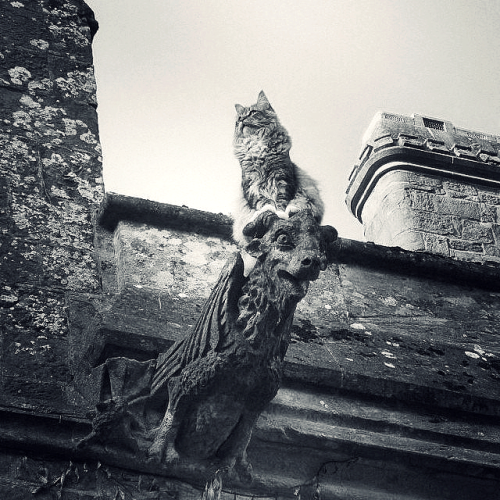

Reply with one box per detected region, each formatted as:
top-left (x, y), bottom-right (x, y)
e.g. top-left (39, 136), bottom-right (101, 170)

top-left (86, 0), bottom-right (500, 241)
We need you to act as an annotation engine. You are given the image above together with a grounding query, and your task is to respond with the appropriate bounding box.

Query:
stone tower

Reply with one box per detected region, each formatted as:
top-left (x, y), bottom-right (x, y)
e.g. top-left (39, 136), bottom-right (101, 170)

top-left (0, 0), bottom-right (102, 412)
top-left (346, 112), bottom-right (500, 262)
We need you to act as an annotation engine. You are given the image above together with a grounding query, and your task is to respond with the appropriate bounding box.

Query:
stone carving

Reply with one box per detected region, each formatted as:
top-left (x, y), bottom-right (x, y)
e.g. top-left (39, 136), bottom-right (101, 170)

top-left (78, 210), bottom-right (337, 481)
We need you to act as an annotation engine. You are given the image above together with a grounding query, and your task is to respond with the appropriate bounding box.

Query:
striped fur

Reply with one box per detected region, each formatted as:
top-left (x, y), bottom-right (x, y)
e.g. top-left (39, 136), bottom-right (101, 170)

top-left (232, 91), bottom-right (324, 247)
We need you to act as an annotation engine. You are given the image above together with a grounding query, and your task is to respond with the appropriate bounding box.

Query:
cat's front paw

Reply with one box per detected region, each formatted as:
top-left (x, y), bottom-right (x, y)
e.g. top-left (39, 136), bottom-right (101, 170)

top-left (251, 203), bottom-right (277, 221)
top-left (285, 204), bottom-right (302, 218)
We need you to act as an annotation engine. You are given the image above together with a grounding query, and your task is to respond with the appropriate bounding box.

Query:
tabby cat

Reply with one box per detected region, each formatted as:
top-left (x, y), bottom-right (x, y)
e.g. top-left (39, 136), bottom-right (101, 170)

top-left (232, 91), bottom-right (324, 247)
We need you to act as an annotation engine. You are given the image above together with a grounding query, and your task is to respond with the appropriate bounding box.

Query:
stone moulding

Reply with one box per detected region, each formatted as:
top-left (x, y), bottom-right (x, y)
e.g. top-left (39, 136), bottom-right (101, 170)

top-left (346, 146), bottom-right (500, 223)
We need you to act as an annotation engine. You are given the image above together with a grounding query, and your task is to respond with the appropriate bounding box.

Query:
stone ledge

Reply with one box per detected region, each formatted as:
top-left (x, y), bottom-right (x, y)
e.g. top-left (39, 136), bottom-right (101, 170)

top-left (98, 192), bottom-right (233, 239)
top-left (0, 382), bottom-right (498, 500)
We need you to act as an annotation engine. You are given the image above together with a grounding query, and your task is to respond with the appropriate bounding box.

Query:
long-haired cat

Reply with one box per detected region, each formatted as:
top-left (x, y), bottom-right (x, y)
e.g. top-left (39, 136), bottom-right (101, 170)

top-left (232, 91), bottom-right (324, 247)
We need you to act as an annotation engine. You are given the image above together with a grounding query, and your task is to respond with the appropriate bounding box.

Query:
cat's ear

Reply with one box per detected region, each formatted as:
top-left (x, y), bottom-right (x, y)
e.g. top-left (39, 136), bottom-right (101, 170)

top-left (235, 103), bottom-right (245, 115)
top-left (257, 91), bottom-right (273, 111)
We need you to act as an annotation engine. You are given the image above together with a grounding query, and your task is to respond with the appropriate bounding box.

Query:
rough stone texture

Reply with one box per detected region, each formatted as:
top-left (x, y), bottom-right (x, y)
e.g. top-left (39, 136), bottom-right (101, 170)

top-left (0, 0), bottom-right (102, 419)
top-left (361, 169), bottom-right (500, 262)
top-left (346, 112), bottom-right (500, 263)
top-left (1, 7), bottom-right (500, 499)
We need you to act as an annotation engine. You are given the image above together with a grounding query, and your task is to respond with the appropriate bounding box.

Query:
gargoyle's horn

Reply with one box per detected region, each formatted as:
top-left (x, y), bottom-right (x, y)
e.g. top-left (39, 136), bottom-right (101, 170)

top-left (320, 224), bottom-right (339, 264)
top-left (321, 225), bottom-right (338, 244)
top-left (242, 210), bottom-right (280, 239)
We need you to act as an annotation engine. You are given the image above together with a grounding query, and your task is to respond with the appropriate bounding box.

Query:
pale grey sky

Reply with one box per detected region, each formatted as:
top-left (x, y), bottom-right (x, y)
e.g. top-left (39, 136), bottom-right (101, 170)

top-left (87, 0), bottom-right (500, 240)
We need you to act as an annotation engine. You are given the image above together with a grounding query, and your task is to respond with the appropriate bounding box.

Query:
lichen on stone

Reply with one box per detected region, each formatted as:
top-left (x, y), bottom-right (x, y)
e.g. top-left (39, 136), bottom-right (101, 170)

top-left (29, 39), bottom-right (49, 51)
top-left (8, 66), bottom-right (31, 85)
top-left (55, 68), bottom-right (97, 102)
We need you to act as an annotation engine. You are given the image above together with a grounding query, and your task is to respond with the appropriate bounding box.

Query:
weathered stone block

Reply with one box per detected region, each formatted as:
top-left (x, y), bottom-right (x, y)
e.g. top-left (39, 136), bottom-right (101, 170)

top-left (460, 220), bottom-right (494, 244)
top-left (422, 233), bottom-right (450, 256)
top-left (361, 183), bottom-right (411, 225)
top-left (363, 214), bottom-right (393, 247)
top-left (0, 286), bottom-right (74, 412)
top-left (478, 191), bottom-right (500, 205)
top-left (480, 203), bottom-right (497, 223)
top-left (450, 248), bottom-right (493, 263)
top-left (409, 190), bottom-right (436, 212)
top-left (443, 180), bottom-right (478, 198)
top-left (449, 239), bottom-right (483, 253)
top-left (411, 209), bottom-right (461, 237)
top-left (405, 170), bottom-right (444, 191)
top-left (0, 234), bottom-right (43, 286)
top-left (411, 191), bottom-right (481, 220)
top-left (114, 221), bottom-right (236, 296)
top-left (391, 229), bottom-right (426, 252)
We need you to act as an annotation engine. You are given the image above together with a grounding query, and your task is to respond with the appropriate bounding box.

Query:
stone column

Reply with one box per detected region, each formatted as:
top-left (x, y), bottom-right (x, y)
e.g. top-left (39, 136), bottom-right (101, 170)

top-left (0, 0), bottom-right (102, 411)
top-left (346, 112), bottom-right (500, 262)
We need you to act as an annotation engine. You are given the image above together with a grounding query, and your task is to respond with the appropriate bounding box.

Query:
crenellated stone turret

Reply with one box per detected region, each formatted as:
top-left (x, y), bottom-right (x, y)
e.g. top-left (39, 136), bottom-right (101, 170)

top-left (346, 112), bottom-right (500, 262)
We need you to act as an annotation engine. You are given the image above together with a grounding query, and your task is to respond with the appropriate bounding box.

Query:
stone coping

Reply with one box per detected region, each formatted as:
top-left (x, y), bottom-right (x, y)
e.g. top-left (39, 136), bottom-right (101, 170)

top-left (98, 192), bottom-right (233, 239)
top-left (333, 237), bottom-right (500, 289)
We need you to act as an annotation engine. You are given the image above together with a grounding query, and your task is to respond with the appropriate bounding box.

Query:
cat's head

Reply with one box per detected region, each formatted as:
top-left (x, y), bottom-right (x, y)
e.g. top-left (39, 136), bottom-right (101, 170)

top-left (234, 91), bottom-right (280, 140)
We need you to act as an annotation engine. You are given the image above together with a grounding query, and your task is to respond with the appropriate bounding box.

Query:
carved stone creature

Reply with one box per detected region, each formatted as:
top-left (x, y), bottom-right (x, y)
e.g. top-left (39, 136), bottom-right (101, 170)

top-left (147, 209), bottom-right (337, 479)
top-left (78, 209), bottom-right (337, 483)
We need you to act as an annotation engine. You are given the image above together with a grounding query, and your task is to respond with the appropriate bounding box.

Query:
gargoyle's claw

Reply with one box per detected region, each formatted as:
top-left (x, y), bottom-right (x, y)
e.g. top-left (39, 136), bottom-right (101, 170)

top-left (147, 441), bottom-right (181, 467)
top-left (235, 456), bottom-right (253, 484)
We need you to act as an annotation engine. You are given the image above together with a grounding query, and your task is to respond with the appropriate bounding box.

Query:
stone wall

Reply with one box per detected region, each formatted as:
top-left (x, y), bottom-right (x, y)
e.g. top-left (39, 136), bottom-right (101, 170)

top-left (361, 169), bottom-right (500, 261)
top-left (0, 0), bottom-right (102, 415)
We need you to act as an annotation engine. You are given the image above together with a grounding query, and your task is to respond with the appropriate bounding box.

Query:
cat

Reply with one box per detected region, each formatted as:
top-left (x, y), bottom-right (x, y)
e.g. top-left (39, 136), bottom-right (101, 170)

top-left (232, 91), bottom-right (324, 248)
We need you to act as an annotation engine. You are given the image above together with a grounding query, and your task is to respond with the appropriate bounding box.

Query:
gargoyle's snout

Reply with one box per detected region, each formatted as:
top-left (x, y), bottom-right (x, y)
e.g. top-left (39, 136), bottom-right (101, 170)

top-left (293, 252), bottom-right (327, 281)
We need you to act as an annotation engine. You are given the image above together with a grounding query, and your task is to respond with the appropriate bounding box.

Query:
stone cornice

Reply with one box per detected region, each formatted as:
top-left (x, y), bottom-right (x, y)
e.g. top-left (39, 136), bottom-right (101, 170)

top-left (346, 145), bottom-right (500, 222)
top-left (98, 192), bottom-right (233, 239)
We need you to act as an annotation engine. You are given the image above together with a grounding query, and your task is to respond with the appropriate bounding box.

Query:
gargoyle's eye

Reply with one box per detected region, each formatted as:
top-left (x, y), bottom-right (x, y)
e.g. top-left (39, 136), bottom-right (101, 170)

top-left (276, 232), bottom-right (293, 248)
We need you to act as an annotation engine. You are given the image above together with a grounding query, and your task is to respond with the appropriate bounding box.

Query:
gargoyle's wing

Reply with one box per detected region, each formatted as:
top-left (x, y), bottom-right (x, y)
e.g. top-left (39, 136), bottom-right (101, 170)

top-left (151, 251), bottom-right (245, 397)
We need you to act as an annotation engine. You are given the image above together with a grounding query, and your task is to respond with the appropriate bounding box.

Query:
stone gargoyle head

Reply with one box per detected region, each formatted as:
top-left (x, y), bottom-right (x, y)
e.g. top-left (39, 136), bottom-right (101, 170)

top-left (242, 209), bottom-right (338, 301)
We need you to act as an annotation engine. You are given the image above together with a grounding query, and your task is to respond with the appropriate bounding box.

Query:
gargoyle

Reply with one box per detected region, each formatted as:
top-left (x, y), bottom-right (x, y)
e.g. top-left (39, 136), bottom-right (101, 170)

top-left (147, 209), bottom-right (337, 478)
top-left (78, 209), bottom-right (337, 482)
